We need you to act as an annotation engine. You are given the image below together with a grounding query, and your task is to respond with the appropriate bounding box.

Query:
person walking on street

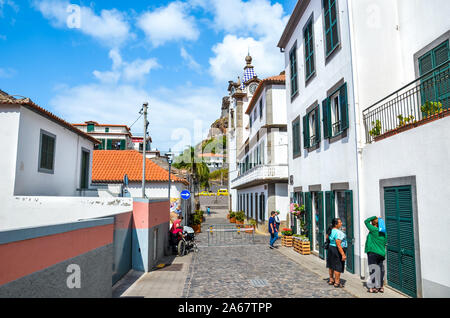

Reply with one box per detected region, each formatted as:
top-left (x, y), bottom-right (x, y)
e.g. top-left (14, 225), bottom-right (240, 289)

top-left (326, 218), bottom-right (347, 288)
top-left (365, 216), bottom-right (387, 293)
top-left (207, 206), bottom-right (211, 216)
top-left (275, 211), bottom-right (281, 239)
top-left (268, 211), bottom-right (278, 249)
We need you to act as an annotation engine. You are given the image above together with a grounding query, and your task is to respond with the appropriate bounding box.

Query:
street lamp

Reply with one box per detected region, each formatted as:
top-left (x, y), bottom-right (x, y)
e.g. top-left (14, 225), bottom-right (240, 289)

top-left (166, 148), bottom-right (174, 207)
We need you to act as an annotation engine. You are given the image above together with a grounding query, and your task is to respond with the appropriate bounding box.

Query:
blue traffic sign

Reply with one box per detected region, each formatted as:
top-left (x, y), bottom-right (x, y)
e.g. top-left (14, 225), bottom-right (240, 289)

top-left (181, 190), bottom-right (191, 200)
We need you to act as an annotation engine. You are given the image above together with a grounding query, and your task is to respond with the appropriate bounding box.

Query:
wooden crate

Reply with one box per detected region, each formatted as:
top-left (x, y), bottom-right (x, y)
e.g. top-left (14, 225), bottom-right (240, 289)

top-left (281, 235), bottom-right (293, 247)
top-left (293, 238), bottom-right (311, 255)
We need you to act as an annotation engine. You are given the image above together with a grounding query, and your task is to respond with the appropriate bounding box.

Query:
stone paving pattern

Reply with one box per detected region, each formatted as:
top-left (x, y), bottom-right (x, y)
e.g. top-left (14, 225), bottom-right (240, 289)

top-left (182, 210), bottom-right (353, 298)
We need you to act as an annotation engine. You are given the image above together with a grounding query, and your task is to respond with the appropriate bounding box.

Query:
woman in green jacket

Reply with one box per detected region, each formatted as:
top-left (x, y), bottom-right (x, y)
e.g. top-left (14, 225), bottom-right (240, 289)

top-left (365, 216), bottom-right (387, 293)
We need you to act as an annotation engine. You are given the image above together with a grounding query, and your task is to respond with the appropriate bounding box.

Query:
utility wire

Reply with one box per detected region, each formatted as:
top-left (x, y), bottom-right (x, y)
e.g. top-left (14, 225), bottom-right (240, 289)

top-left (129, 113), bottom-right (143, 130)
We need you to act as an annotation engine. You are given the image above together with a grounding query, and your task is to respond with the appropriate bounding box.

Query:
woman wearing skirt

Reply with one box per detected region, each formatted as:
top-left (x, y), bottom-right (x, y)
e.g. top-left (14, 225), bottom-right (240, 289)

top-left (326, 218), bottom-right (347, 288)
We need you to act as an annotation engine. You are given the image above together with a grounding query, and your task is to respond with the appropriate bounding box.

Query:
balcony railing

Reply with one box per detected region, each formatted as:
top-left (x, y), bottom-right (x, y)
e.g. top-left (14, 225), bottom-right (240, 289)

top-left (231, 164), bottom-right (288, 189)
top-left (363, 60), bottom-right (449, 143)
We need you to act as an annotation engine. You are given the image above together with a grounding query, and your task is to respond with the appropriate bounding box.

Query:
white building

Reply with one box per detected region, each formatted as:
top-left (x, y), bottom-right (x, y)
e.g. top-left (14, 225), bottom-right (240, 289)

top-left (227, 56), bottom-right (289, 227)
top-left (198, 153), bottom-right (225, 171)
top-left (73, 121), bottom-right (135, 150)
top-left (278, 0), bottom-right (450, 298)
top-left (0, 90), bottom-right (99, 197)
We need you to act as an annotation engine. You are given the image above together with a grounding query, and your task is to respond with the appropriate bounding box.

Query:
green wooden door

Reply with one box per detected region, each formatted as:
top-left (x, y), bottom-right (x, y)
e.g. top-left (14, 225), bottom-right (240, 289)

top-left (305, 192), bottom-right (312, 242)
top-left (106, 139), bottom-right (112, 150)
top-left (344, 190), bottom-right (355, 273)
top-left (80, 151), bottom-right (89, 189)
top-left (325, 191), bottom-right (335, 260)
top-left (318, 192), bottom-right (325, 259)
top-left (384, 186), bottom-right (417, 298)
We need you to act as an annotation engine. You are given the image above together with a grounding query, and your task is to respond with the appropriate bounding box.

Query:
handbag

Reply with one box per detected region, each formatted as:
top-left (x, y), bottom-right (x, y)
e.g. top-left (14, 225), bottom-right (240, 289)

top-left (324, 237), bottom-right (330, 250)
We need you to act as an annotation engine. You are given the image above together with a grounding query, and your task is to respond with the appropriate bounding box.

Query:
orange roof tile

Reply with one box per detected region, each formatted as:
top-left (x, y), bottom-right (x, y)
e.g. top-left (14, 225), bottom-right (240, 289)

top-left (0, 90), bottom-right (100, 144)
top-left (92, 150), bottom-right (188, 184)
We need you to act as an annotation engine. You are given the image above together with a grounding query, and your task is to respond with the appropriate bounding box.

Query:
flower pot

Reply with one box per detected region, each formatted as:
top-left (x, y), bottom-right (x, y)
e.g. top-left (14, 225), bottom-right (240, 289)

top-left (230, 217), bottom-right (236, 223)
top-left (192, 224), bottom-right (201, 233)
top-left (244, 225), bottom-right (253, 234)
top-left (281, 235), bottom-right (293, 247)
top-left (227, 214), bottom-right (230, 219)
top-left (236, 220), bottom-right (244, 225)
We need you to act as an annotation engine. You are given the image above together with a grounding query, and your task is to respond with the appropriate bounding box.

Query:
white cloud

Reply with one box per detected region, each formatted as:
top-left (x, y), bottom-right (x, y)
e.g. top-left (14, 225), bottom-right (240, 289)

top-left (92, 49), bottom-right (159, 84)
top-left (0, 0), bottom-right (18, 18)
top-left (32, 0), bottom-right (132, 47)
top-left (137, 2), bottom-right (199, 47)
top-left (209, 34), bottom-right (284, 83)
top-left (204, 0), bottom-right (289, 83)
top-left (50, 82), bottom-right (222, 152)
top-left (0, 67), bottom-right (16, 78)
top-left (180, 47), bottom-right (202, 72)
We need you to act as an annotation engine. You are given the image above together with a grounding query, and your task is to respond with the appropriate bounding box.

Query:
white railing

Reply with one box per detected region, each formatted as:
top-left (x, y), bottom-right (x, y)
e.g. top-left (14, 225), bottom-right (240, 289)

top-left (231, 164), bottom-right (288, 188)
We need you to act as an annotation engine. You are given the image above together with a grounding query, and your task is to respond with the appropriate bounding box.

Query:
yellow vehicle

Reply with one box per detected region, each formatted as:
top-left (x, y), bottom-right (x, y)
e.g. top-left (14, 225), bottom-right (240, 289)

top-left (217, 189), bottom-right (229, 196)
top-left (199, 191), bottom-right (215, 196)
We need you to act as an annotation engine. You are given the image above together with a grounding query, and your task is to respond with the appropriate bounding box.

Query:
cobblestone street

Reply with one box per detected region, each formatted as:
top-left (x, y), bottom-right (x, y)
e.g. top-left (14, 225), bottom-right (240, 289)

top-left (182, 209), bottom-right (353, 298)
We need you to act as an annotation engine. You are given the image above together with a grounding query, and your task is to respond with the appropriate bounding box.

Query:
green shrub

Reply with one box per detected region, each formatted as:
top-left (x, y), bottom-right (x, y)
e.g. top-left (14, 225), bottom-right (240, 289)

top-left (229, 211), bottom-right (236, 218)
top-left (192, 214), bottom-right (202, 225)
top-left (235, 211), bottom-right (245, 222)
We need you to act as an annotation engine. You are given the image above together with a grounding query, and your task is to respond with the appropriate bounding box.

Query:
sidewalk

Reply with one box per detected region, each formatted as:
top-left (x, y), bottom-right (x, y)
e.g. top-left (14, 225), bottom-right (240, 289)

top-left (113, 253), bottom-right (193, 298)
top-left (276, 246), bottom-right (407, 298)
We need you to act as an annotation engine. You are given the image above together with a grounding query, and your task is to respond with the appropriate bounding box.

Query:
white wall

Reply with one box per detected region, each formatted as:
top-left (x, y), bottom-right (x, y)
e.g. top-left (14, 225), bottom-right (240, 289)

top-left (124, 181), bottom-right (185, 199)
top-left (0, 196), bottom-right (133, 231)
top-left (284, 0), bottom-right (362, 274)
top-left (0, 105), bottom-right (20, 197)
top-left (13, 106), bottom-right (95, 196)
top-left (275, 183), bottom-right (289, 221)
top-left (362, 116), bottom-right (450, 297)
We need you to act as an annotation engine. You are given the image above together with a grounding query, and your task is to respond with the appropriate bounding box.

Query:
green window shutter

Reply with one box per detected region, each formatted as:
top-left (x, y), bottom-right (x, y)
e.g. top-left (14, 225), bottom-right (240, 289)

top-left (322, 98), bottom-right (331, 139)
top-left (323, 0), bottom-right (339, 56)
top-left (303, 115), bottom-right (310, 148)
top-left (106, 139), bottom-right (112, 150)
top-left (344, 190), bottom-right (355, 273)
top-left (304, 19), bottom-right (315, 80)
top-left (318, 191), bottom-right (325, 259)
top-left (305, 192), bottom-right (313, 242)
top-left (101, 139), bottom-right (105, 150)
top-left (292, 119), bottom-right (301, 156)
top-left (105, 127), bottom-right (110, 133)
top-left (325, 191), bottom-right (335, 260)
top-left (120, 140), bottom-right (126, 150)
top-left (315, 107), bottom-right (321, 144)
top-left (290, 45), bottom-right (298, 97)
top-left (340, 83), bottom-right (349, 130)
top-left (419, 52), bottom-right (433, 76)
top-left (87, 124), bottom-right (94, 132)
top-left (433, 40), bottom-right (449, 66)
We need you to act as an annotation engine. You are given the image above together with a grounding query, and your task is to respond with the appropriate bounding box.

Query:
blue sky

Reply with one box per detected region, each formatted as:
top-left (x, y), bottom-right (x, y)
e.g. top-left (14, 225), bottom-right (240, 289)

top-left (0, 0), bottom-right (296, 153)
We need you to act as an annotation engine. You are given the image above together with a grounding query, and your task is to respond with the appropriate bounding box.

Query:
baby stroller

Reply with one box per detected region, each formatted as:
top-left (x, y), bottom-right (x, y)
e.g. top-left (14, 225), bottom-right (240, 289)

top-left (171, 226), bottom-right (198, 256)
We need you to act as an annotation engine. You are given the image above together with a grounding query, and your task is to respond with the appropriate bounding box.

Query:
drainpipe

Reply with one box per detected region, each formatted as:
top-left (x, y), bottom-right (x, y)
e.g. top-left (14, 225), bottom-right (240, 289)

top-left (346, 0), bottom-right (365, 279)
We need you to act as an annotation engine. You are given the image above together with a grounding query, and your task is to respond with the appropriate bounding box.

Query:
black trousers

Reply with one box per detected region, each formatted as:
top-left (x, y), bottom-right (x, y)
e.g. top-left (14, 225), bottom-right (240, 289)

top-left (368, 252), bottom-right (385, 288)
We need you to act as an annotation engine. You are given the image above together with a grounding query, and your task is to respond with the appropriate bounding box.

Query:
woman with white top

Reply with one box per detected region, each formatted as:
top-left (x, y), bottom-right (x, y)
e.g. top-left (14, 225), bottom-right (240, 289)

top-left (326, 218), bottom-right (347, 288)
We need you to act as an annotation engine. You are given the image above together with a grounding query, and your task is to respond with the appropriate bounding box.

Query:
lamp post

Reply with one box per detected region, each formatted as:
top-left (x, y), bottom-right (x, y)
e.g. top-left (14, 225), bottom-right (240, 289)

top-left (141, 102), bottom-right (149, 198)
top-left (166, 148), bottom-right (174, 206)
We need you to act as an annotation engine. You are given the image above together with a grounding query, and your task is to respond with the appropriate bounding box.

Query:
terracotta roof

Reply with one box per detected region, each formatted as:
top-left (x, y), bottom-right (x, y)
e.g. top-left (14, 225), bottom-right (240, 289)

top-left (92, 150), bottom-right (188, 184)
top-left (245, 74), bottom-right (286, 114)
top-left (199, 153), bottom-right (225, 158)
top-left (0, 90), bottom-right (100, 144)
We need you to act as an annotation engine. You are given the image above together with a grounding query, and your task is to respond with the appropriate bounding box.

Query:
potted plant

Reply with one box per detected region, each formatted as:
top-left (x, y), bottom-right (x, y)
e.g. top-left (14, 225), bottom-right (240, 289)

top-left (192, 213), bottom-right (202, 233)
top-left (235, 211), bottom-right (245, 225)
top-left (293, 234), bottom-right (311, 255)
top-left (245, 219), bottom-right (256, 233)
top-left (227, 210), bottom-right (232, 219)
top-left (281, 228), bottom-right (293, 247)
top-left (229, 211), bottom-right (236, 223)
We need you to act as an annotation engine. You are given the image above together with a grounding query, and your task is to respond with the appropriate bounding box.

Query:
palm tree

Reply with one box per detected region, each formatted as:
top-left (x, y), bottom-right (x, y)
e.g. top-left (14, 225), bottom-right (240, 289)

top-left (173, 146), bottom-right (210, 198)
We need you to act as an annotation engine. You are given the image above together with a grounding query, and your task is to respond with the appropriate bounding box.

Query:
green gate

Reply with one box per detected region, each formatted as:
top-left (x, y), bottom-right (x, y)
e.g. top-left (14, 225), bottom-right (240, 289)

top-left (384, 186), bottom-right (417, 298)
top-left (344, 190), bottom-right (354, 274)
top-left (318, 192), bottom-right (325, 259)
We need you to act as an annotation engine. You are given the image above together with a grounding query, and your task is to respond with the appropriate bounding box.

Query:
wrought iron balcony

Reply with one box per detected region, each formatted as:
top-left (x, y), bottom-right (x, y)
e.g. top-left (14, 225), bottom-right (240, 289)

top-left (363, 61), bottom-right (449, 143)
top-left (231, 164), bottom-right (288, 189)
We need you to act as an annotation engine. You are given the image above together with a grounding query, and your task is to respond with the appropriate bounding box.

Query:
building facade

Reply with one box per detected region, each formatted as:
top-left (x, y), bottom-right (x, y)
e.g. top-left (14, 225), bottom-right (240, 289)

top-left (0, 90), bottom-right (99, 197)
top-left (279, 0), bottom-right (450, 297)
top-left (226, 55), bottom-right (289, 227)
top-left (74, 121), bottom-right (135, 150)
